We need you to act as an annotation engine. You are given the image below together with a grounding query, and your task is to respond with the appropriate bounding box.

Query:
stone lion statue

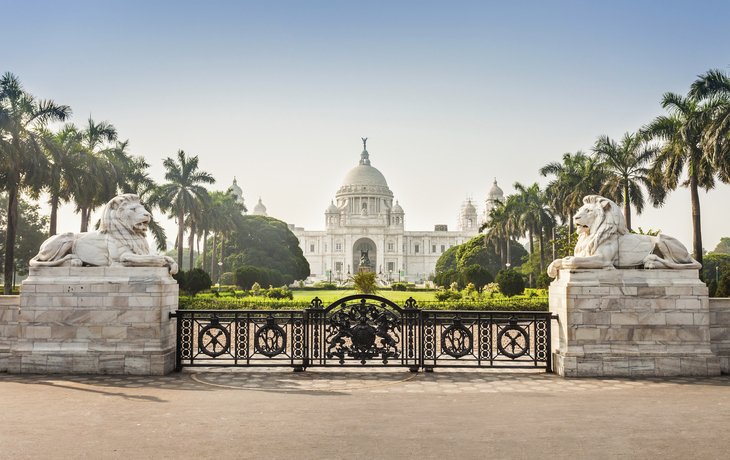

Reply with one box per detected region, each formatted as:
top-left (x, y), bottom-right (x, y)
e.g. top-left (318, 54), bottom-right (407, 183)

top-left (547, 195), bottom-right (701, 277)
top-left (30, 194), bottom-right (178, 273)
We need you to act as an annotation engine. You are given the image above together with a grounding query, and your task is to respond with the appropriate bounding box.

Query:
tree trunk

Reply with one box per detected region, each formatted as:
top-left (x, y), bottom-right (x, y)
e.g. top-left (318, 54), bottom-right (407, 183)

top-left (624, 181), bottom-right (632, 232)
top-left (528, 226), bottom-right (534, 254)
top-left (177, 207), bottom-right (185, 271)
top-left (50, 195), bottom-right (59, 236)
top-left (4, 184), bottom-right (19, 295)
top-left (80, 206), bottom-right (89, 233)
top-left (202, 230), bottom-right (208, 272)
top-left (568, 210), bottom-right (574, 244)
top-left (188, 222), bottom-right (195, 271)
top-left (539, 226), bottom-right (545, 272)
top-left (219, 234), bottom-right (225, 283)
top-left (211, 233), bottom-right (217, 282)
top-left (552, 227), bottom-right (556, 261)
top-left (690, 172), bottom-right (703, 266)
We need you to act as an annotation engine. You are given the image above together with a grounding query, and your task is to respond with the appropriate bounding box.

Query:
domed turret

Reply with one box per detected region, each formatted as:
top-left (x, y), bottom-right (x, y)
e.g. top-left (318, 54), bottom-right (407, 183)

top-left (252, 197), bottom-right (268, 216)
top-left (392, 201), bottom-right (404, 213)
top-left (487, 179), bottom-right (504, 200)
top-left (326, 200), bottom-right (338, 214)
top-left (228, 177), bottom-right (245, 209)
top-left (458, 198), bottom-right (478, 231)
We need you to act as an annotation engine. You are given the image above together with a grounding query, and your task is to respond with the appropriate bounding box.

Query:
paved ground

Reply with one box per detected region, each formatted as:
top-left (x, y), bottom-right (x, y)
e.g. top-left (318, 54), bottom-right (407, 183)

top-left (1, 368), bottom-right (729, 459)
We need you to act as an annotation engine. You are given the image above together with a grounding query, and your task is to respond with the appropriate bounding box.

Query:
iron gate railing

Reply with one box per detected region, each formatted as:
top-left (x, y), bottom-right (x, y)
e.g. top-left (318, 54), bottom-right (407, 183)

top-left (171, 294), bottom-right (554, 372)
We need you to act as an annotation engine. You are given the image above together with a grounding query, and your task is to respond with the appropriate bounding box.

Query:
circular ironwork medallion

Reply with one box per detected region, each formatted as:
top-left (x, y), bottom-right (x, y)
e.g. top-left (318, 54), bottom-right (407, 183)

top-left (497, 325), bottom-right (529, 359)
top-left (441, 323), bottom-right (473, 358)
top-left (198, 324), bottom-right (231, 358)
top-left (254, 323), bottom-right (287, 357)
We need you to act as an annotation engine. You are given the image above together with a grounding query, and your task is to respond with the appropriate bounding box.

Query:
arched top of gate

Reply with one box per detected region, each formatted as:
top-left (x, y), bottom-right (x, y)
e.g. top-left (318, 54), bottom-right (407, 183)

top-left (309, 294), bottom-right (419, 313)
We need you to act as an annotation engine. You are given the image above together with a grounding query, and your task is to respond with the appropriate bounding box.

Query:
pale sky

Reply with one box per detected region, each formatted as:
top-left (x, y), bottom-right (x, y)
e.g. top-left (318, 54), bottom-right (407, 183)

top-left (4, 1), bottom-right (730, 252)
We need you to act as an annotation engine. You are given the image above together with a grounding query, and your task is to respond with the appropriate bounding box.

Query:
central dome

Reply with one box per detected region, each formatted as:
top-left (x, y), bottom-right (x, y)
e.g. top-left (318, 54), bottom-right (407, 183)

top-left (341, 164), bottom-right (389, 188)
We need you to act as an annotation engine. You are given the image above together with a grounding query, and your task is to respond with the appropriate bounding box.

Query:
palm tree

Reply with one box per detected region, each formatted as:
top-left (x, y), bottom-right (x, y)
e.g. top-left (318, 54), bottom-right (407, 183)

top-left (512, 182), bottom-right (555, 271)
top-left (156, 150), bottom-right (215, 267)
top-left (74, 117), bottom-right (119, 232)
top-left (118, 151), bottom-right (167, 251)
top-left (540, 151), bottom-right (606, 237)
top-left (688, 69), bottom-right (730, 177)
top-left (40, 124), bottom-right (86, 235)
top-left (0, 73), bottom-right (71, 293)
top-left (591, 133), bottom-right (663, 232)
top-left (481, 198), bottom-right (521, 270)
top-left (208, 190), bottom-right (245, 281)
top-left (642, 92), bottom-right (726, 265)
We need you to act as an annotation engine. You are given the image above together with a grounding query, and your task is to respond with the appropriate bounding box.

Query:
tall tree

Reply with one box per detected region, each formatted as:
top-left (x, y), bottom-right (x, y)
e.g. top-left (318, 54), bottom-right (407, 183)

top-left (512, 182), bottom-right (555, 271)
top-left (40, 124), bottom-right (86, 235)
top-left (156, 150), bottom-right (215, 266)
top-left (0, 73), bottom-right (71, 293)
top-left (74, 117), bottom-right (119, 232)
top-left (540, 151), bottom-right (606, 236)
top-left (642, 92), bottom-right (727, 265)
top-left (592, 133), bottom-right (663, 231)
top-left (688, 69), bottom-right (730, 172)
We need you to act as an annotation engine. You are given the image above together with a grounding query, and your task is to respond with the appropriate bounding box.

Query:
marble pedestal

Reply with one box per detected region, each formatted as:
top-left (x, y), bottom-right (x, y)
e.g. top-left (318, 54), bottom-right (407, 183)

top-left (550, 269), bottom-right (720, 377)
top-left (11, 266), bottom-right (178, 375)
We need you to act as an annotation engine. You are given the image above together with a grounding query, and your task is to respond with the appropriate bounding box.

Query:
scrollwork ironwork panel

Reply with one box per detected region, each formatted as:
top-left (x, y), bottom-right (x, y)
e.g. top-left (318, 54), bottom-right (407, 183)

top-left (172, 296), bottom-right (553, 371)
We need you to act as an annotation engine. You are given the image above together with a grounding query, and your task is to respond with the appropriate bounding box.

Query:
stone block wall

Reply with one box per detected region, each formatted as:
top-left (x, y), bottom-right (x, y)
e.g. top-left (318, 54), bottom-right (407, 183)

top-left (0, 296), bottom-right (19, 372)
top-left (9, 266), bottom-right (177, 375)
top-left (709, 298), bottom-right (730, 374)
top-left (550, 269), bottom-right (720, 377)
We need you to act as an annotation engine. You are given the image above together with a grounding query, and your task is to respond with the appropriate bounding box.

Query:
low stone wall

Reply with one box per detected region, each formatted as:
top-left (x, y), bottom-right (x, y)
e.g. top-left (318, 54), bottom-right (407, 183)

top-left (0, 296), bottom-right (19, 372)
top-left (9, 266), bottom-right (177, 375)
top-left (709, 298), bottom-right (730, 374)
top-left (550, 269), bottom-right (720, 377)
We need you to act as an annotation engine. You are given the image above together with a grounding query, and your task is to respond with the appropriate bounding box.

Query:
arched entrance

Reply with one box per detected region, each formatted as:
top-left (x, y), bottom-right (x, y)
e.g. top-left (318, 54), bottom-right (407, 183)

top-left (352, 237), bottom-right (377, 273)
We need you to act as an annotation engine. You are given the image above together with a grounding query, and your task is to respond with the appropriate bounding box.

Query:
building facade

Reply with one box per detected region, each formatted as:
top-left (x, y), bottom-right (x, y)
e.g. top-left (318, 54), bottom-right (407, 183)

top-left (286, 141), bottom-right (503, 283)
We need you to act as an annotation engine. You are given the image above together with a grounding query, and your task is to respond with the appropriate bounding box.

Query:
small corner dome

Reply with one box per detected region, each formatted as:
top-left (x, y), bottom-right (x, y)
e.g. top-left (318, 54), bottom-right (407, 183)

top-left (228, 177), bottom-right (243, 196)
top-left (326, 201), bottom-right (338, 213)
top-left (488, 179), bottom-right (504, 198)
top-left (392, 200), bottom-right (404, 213)
top-left (253, 197), bottom-right (267, 216)
top-left (464, 200), bottom-right (476, 213)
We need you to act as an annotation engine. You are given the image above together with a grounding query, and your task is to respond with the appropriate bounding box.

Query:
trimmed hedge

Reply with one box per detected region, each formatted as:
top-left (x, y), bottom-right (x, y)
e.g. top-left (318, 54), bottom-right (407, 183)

top-left (178, 296), bottom-right (548, 311)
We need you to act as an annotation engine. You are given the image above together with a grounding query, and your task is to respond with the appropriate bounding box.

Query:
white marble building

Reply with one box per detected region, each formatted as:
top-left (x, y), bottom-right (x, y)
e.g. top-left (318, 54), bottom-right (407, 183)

top-left (283, 141), bottom-right (504, 283)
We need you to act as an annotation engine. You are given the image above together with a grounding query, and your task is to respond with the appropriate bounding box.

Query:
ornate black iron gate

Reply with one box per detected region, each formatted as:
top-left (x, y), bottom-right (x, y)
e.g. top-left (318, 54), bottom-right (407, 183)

top-left (172, 294), bottom-right (553, 372)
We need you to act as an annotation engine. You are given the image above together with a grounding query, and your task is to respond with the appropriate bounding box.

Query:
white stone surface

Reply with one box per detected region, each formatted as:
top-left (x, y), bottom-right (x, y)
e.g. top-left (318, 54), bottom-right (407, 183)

top-left (29, 194), bottom-right (178, 274)
top-left (9, 266), bottom-right (177, 375)
top-left (547, 196), bottom-right (701, 277)
top-left (549, 268), bottom-right (720, 377)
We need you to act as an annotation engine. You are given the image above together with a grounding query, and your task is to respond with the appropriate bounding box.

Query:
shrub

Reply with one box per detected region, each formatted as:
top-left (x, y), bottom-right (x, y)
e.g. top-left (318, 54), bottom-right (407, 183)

top-left (353, 272), bottom-right (379, 294)
top-left (434, 291), bottom-right (452, 301)
top-left (391, 282), bottom-right (407, 291)
top-left (434, 269), bottom-right (465, 290)
top-left (234, 266), bottom-right (260, 290)
top-left (282, 274), bottom-right (294, 286)
top-left (708, 279), bottom-right (718, 297)
top-left (219, 272), bottom-right (234, 285)
top-left (172, 269), bottom-right (187, 292)
top-left (450, 291), bottom-right (463, 300)
top-left (185, 268), bottom-right (212, 296)
top-left (319, 282), bottom-right (337, 290)
top-left (265, 287), bottom-right (294, 300)
top-left (496, 269), bottom-right (525, 297)
top-left (450, 282), bottom-right (459, 292)
top-left (465, 282), bottom-right (477, 297)
top-left (536, 270), bottom-right (554, 290)
top-left (716, 273), bottom-right (730, 297)
top-left (252, 282), bottom-right (261, 296)
top-left (462, 265), bottom-right (493, 292)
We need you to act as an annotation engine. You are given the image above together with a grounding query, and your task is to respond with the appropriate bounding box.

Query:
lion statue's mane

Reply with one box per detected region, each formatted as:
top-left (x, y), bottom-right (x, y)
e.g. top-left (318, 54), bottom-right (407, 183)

top-left (547, 195), bottom-right (701, 277)
top-left (98, 194), bottom-right (151, 256)
top-left (30, 194), bottom-right (177, 273)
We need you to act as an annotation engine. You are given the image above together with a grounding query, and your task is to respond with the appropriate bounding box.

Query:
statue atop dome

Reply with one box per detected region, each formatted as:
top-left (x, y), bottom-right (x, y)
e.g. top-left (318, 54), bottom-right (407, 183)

top-left (362, 137), bottom-right (367, 149)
